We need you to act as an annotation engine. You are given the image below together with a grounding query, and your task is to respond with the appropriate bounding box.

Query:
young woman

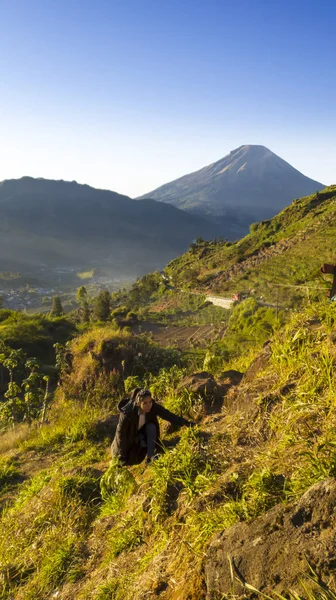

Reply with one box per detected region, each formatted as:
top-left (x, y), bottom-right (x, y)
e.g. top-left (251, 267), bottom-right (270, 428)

top-left (111, 387), bottom-right (194, 466)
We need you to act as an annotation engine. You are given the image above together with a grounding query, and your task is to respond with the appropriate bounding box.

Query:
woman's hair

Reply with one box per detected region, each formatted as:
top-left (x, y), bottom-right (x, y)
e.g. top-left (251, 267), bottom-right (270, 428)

top-left (131, 387), bottom-right (152, 406)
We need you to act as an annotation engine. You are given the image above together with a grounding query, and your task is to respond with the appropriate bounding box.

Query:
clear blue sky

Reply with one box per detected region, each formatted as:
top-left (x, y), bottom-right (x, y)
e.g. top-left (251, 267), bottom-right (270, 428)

top-left (1, 0), bottom-right (335, 196)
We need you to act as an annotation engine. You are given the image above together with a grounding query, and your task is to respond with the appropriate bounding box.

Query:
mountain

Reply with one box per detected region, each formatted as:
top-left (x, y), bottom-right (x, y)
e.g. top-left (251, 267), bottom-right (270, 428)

top-left (0, 177), bottom-right (221, 278)
top-left (138, 145), bottom-right (324, 237)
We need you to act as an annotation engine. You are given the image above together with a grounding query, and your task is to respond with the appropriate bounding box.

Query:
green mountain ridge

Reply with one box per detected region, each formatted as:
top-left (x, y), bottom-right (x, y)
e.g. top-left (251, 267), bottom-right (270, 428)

top-left (165, 185), bottom-right (336, 305)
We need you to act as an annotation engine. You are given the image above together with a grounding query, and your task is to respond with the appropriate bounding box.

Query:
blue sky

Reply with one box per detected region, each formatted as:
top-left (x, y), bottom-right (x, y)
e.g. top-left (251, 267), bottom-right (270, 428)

top-left (1, 0), bottom-right (335, 196)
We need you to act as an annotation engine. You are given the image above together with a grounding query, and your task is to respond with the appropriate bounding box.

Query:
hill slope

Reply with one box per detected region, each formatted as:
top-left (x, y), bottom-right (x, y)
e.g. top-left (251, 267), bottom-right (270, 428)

top-left (0, 177), bottom-right (221, 277)
top-left (1, 301), bottom-right (336, 598)
top-left (165, 185), bottom-right (336, 306)
top-left (138, 145), bottom-right (324, 237)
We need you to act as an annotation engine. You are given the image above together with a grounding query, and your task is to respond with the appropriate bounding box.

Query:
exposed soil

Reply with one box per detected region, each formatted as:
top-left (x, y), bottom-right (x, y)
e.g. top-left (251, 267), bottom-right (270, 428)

top-left (205, 478), bottom-right (336, 598)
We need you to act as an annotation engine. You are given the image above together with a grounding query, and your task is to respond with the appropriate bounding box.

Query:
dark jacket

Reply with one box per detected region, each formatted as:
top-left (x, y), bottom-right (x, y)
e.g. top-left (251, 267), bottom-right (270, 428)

top-left (111, 397), bottom-right (190, 465)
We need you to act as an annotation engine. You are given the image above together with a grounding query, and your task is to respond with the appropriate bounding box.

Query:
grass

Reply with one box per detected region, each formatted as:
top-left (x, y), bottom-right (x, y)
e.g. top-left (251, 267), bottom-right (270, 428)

top-left (20, 403), bottom-right (108, 453)
top-left (77, 269), bottom-right (95, 280)
top-left (0, 456), bottom-right (20, 491)
top-left (1, 297), bottom-right (336, 598)
top-left (165, 186), bottom-right (336, 305)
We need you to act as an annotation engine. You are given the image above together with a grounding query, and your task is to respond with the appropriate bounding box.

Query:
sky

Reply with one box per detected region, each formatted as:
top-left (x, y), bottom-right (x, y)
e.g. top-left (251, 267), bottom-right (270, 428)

top-left (0, 0), bottom-right (335, 197)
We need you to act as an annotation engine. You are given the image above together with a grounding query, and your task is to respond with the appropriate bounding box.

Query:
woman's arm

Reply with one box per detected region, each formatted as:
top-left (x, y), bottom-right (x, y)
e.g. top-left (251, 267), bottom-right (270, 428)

top-left (155, 403), bottom-right (192, 427)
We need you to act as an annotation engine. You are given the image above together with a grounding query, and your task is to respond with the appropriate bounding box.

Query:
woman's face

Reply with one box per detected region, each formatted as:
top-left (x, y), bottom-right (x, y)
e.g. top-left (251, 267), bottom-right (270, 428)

top-left (140, 395), bottom-right (153, 413)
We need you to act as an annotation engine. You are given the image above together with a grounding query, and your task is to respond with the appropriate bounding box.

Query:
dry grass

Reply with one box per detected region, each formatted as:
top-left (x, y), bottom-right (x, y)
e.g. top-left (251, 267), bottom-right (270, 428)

top-left (1, 301), bottom-right (336, 599)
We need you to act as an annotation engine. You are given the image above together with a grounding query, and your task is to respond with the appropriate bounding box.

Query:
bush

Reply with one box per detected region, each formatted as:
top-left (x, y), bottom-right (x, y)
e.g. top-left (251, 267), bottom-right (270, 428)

top-left (100, 458), bottom-right (137, 515)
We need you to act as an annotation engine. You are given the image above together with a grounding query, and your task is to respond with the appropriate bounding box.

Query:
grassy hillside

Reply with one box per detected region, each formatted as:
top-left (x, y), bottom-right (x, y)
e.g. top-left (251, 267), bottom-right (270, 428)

top-left (0, 297), bottom-right (336, 598)
top-left (165, 186), bottom-right (336, 306)
top-left (1, 188), bottom-right (336, 599)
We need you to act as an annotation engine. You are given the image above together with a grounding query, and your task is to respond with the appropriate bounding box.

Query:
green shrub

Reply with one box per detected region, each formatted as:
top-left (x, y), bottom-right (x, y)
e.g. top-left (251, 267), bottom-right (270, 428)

top-left (100, 458), bottom-right (137, 515)
top-left (149, 428), bottom-right (216, 520)
top-left (0, 457), bottom-right (20, 491)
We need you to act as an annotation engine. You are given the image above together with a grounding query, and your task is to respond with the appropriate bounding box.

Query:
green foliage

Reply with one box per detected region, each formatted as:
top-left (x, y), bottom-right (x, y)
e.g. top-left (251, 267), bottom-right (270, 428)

top-left (76, 286), bottom-right (90, 323)
top-left (242, 468), bottom-right (286, 518)
top-left (163, 388), bottom-right (199, 418)
top-left (21, 405), bottom-right (104, 452)
top-left (0, 309), bottom-right (75, 362)
top-left (93, 289), bottom-right (111, 322)
top-left (229, 297), bottom-right (281, 340)
top-left (100, 458), bottom-right (137, 515)
top-left (77, 270), bottom-right (95, 280)
top-left (148, 365), bottom-right (186, 401)
top-left (205, 298), bottom-right (282, 372)
top-left (203, 349), bottom-right (226, 373)
top-left (3, 291), bottom-right (336, 598)
top-left (51, 295), bottom-right (64, 317)
top-left (106, 510), bottom-right (144, 558)
top-left (0, 472), bottom-right (94, 599)
top-left (149, 428), bottom-right (216, 520)
top-left (0, 457), bottom-right (20, 491)
top-left (124, 375), bottom-right (142, 393)
top-left (166, 186), bottom-right (336, 306)
top-left (0, 353), bottom-right (49, 427)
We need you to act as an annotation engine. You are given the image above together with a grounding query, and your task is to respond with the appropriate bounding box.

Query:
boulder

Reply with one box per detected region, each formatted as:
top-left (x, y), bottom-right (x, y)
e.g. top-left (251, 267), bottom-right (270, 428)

top-left (205, 479), bottom-right (336, 599)
top-left (178, 371), bottom-right (226, 413)
top-left (219, 370), bottom-right (244, 385)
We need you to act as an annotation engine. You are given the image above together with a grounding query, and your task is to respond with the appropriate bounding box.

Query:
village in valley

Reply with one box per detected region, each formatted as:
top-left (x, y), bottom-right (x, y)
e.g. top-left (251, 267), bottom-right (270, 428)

top-left (0, 266), bottom-right (134, 312)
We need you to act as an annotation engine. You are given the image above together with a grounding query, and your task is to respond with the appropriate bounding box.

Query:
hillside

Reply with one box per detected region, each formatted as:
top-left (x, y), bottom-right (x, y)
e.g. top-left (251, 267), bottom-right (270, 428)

top-left (138, 145), bottom-right (324, 238)
top-left (1, 187), bottom-right (336, 599)
top-left (0, 177), bottom-right (221, 278)
top-left (164, 186), bottom-right (336, 306)
top-left (1, 298), bottom-right (336, 599)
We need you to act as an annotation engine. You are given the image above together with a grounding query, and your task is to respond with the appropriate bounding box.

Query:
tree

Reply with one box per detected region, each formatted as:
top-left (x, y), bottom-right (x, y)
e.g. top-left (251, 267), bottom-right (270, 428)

top-left (76, 286), bottom-right (90, 323)
top-left (0, 349), bottom-right (27, 426)
top-left (76, 286), bottom-right (88, 305)
top-left (0, 295), bottom-right (3, 309)
top-left (93, 290), bottom-right (111, 322)
top-left (51, 296), bottom-right (64, 317)
top-left (22, 358), bottom-right (43, 423)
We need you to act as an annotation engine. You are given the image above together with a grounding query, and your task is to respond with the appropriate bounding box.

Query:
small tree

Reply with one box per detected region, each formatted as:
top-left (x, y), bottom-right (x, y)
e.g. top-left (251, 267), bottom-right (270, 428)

top-left (93, 290), bottom-right (111, 322)
top-left (76, 286), bottom-right (90, 323)
top-left (76, 286), bottom-right (88, 305)
top-left (0, 350), bottom-right (27, 426)
top-left (51, 296), bottom-right (64, 317)
top-left (23, 358), bottom-right (44, 423)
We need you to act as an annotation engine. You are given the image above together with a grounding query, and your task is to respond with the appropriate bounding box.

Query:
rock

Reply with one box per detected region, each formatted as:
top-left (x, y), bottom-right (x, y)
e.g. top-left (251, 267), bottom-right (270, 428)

top-left (178, 371), bottom-right (227, 413)
top-left (243, 344), bottom-right (271, 382)
top-left (219, 370), bottom-right (244, 385)
top-left (205, 479), bottom-right (336, 599)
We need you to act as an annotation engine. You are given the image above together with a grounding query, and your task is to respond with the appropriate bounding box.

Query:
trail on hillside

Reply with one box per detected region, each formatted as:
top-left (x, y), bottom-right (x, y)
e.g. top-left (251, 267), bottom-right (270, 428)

top-left (205, 206), bottom-right (336, 288)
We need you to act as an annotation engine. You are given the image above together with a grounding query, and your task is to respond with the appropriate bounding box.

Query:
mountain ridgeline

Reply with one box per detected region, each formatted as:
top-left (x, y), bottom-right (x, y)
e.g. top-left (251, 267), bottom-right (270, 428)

top-left (138, 145), bottom-right (324, 238)
top-left (0, 177), bottom-right (222, 277)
